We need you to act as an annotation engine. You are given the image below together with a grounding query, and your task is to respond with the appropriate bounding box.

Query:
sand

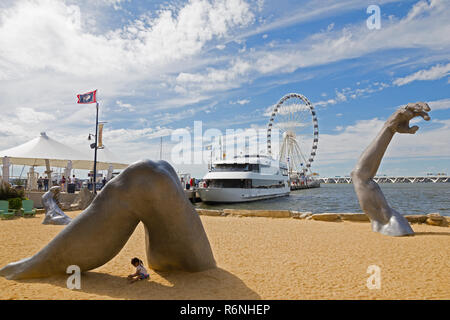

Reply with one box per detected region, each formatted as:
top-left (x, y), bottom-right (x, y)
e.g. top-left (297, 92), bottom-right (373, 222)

top-left (0, 211), bottom-right (448, 300)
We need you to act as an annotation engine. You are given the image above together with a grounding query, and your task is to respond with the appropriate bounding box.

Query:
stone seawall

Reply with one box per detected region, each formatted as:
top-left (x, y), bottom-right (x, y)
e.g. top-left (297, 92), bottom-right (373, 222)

top-left (195, 209), bottom-right (450, 227)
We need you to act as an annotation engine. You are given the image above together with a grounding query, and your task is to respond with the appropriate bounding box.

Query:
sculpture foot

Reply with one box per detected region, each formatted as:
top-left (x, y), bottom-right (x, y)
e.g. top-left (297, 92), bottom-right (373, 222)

top-left (371, 211), bottom-right (414, 237)
top-left (0, 257), bottom-right (41, 280)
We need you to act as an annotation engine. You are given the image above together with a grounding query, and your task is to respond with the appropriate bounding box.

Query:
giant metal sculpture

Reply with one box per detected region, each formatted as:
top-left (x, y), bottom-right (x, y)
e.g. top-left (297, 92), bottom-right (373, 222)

top-left (42, 186), bottom-right (72, 225)
top-left (351, 102), bottom-right (431, 236)
top-left (0, 160), bottom-right (216, 279)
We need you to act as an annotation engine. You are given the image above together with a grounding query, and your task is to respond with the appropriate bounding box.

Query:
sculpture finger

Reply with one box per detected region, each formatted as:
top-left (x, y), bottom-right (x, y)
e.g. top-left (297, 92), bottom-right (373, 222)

top-left (406, 102), bottom-right (431, 113)
top-left (408, 125), bottom-right (419, 134)
top-left (420, 102), bottom-right (431, 112)
top-left (414, 111), bottom-right (431, 121)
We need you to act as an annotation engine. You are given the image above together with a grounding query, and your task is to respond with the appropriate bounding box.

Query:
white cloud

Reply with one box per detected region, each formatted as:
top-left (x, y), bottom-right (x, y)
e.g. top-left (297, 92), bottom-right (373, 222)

top-left (101, 0), bottom-right (130, 10)
top-left (251, 0), bottom-right (450, 76)
top-left (0, 0), bottom-right (254, 78)
top-left (234, 0), bottom-right (404, 41)
top-left (175, 58), bottom-right (251, 92)
top-left (393, 63), bottom-right (450, 86)
top-left (0, 0), bottom-right (255, 159)
top-left (314, 82), bottom-right (390, 108)
top-left (174, 0), bottom-right (450, 98)
top-left (16, 107), bottom-right (57, 124)
top-left (116, 100), bottom-right (135, 111)
top-left (316, 117), bottom-right (450, 167)
top-left (428, 98), bottom-right (450, 110)
top-left (230, 99), bottom-right (250, 105)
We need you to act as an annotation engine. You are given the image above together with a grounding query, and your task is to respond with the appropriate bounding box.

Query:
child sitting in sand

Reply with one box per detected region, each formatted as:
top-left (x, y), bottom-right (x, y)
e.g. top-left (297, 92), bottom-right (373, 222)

top-left (127, 257), bottom-right (150, 283)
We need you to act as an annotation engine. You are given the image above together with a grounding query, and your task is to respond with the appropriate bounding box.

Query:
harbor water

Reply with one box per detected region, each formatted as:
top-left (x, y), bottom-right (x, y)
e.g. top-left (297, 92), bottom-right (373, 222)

top-left (196, 183), bottom-right (450, 216)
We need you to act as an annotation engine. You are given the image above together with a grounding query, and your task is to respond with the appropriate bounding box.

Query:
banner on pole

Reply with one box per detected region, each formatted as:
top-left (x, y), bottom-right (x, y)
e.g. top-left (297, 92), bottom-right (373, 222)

top-left (98, 123), bottom-right (104, 149)
top-left (77, 90), bottom-right (97, 104)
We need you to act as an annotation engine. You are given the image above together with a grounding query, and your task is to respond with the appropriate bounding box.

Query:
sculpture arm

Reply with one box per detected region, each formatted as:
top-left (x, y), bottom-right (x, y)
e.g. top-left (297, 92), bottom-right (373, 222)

top-left (351, 102), bottom-right (431, 231)
top-left (351, 126), bottom-right (394, 223)
top-left (351, 125), bottom-right (394, 181)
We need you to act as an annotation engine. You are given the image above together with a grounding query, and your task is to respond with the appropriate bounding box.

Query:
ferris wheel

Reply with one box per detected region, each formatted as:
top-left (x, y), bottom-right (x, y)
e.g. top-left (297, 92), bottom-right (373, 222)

top-left (267, 93), bottom-right (319, 175)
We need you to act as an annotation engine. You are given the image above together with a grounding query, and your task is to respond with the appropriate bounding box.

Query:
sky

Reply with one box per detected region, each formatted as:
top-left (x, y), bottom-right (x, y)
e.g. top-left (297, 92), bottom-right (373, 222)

top-left (0, 0), bottom-right (449, 178)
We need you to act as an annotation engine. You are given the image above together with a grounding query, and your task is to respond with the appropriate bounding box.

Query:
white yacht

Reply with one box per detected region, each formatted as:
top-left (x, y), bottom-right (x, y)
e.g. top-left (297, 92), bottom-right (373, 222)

top-left (198, 155), bottom-right (290, 203)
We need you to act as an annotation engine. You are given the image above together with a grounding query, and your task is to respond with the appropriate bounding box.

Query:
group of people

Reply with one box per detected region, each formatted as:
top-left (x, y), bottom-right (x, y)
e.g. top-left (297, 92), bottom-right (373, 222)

top-left (36, 176), bottom-right (50, 191)
top-left (37, 174), bottom-right (109, 193)
top-left (180, 177), bottom-right (197, 190)
top-left (37, 175), bottom-right (78, 192)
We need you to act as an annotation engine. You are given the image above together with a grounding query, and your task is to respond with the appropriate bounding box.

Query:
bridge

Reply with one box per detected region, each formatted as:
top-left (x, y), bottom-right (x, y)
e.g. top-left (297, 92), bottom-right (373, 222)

top-left (318, 175), bottom-right (449, 184)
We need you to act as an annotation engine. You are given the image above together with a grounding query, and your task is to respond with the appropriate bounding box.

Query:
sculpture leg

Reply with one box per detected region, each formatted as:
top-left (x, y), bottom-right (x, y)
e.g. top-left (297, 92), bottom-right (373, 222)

top-left (0, 160), bottom-right (216, 280)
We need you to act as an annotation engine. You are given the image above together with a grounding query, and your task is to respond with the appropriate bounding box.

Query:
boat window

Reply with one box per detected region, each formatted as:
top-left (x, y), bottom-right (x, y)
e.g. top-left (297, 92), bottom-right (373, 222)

top-left (252, 179), bottom-right (286, 189)
top-left (206, 179), bottom-right (286, 189)
top-left (208, 179), bottom-right (249, 188)
top-left (212, 164), bottom-right (259, 172)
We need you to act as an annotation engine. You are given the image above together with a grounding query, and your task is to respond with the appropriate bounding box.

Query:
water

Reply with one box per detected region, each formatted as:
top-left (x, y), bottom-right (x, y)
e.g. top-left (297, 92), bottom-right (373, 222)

top-left (196, 183), bottom-right (450, 216)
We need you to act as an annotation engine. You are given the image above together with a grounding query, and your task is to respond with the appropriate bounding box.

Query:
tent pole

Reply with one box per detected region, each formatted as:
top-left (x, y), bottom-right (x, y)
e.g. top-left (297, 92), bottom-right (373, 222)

top-left (2, 156), bottom-right (10, 184)
top-left (93, 102), bottom-right (99, 195)
top-left (45, 159), bottom-right (52, 187)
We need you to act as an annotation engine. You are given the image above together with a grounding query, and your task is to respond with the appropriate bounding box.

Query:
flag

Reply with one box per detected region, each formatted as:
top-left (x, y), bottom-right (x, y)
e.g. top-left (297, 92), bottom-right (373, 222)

top-left (77, 90), bottom-right (97, 104)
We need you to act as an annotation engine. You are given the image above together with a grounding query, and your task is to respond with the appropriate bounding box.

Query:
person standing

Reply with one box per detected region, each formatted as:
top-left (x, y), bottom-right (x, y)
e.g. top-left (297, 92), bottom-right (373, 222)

top-left (43, 177), bottom-right (49, 191)
top-left (37, 177), bottom-right (43, 191)
top-left (60, 176), bottom-right (66, 192)
top-left (69, 175), bottom-right (76, 193)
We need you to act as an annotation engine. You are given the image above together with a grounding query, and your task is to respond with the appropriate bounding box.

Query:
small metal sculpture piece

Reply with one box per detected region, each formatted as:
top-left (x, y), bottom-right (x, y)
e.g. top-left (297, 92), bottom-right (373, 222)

top-left (42, 186), bottom-right (72, 225)
top-left (0, 160), bottom-right (216, 279)
top-left (70, 187), bottom-right (95, 211)
top-left (352, 102), bottom-right (431, 236)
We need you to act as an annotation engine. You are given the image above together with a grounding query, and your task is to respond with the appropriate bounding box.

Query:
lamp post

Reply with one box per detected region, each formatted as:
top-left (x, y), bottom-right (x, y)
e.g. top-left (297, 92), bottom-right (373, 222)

top-left (88, 103), bottom-right (99, 194)
top-left (88, 107), bottom-right (107, 195)
top-left (93, 102), bottom-right (99, 194)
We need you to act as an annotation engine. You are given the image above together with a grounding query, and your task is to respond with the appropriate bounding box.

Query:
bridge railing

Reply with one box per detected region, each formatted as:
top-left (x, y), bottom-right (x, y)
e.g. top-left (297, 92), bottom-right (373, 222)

top-left (318, 176), bottom-right (449, 184)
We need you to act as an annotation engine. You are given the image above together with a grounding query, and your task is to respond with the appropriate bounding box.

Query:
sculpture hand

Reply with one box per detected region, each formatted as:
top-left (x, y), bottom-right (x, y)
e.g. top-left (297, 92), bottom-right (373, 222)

top-left (386, 102), bottom-right (431, 134)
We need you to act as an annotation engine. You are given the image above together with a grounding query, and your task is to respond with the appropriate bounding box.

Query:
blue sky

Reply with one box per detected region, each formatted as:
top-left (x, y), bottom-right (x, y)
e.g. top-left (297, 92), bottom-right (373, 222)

top-left (0, 0), bottom-right (449, 178)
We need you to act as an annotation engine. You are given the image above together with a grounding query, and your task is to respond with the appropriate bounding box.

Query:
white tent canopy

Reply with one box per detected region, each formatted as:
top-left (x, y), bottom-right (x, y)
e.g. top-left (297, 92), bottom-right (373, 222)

top-left (0, 132), bottom-right (128, 171)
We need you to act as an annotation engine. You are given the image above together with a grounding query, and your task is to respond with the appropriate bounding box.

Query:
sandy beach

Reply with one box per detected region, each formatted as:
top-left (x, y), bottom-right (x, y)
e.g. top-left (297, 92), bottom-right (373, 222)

top-left (0, 211), bottom-right (448, 300)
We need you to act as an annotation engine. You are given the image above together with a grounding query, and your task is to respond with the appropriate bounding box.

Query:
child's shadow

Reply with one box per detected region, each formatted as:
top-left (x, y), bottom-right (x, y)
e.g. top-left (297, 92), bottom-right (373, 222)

top-left (18, 267), bottom-right (261, 300)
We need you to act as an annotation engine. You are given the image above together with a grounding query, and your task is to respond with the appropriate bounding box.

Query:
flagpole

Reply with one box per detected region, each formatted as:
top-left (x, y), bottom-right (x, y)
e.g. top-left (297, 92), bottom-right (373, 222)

top-left (93, 102), bottom-right (99, 195)
top-left (160, 136), bottom-right (163, 160)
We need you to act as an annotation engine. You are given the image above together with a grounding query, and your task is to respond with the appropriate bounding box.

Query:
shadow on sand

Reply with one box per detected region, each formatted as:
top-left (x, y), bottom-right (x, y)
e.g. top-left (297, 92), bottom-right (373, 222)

top-left (16, 267), bottom-right (260, 300)
top-left (414, 231), bottom-right (450, 236)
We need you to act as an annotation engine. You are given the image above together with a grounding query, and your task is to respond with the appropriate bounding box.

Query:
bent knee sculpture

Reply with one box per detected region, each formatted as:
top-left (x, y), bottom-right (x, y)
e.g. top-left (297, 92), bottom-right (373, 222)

top-left (0, 160), bottom-right (216, 280)
top-left (42, 186), bottom-right (72, 225)
top-left (351, 102), bottom-right (431, 236)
